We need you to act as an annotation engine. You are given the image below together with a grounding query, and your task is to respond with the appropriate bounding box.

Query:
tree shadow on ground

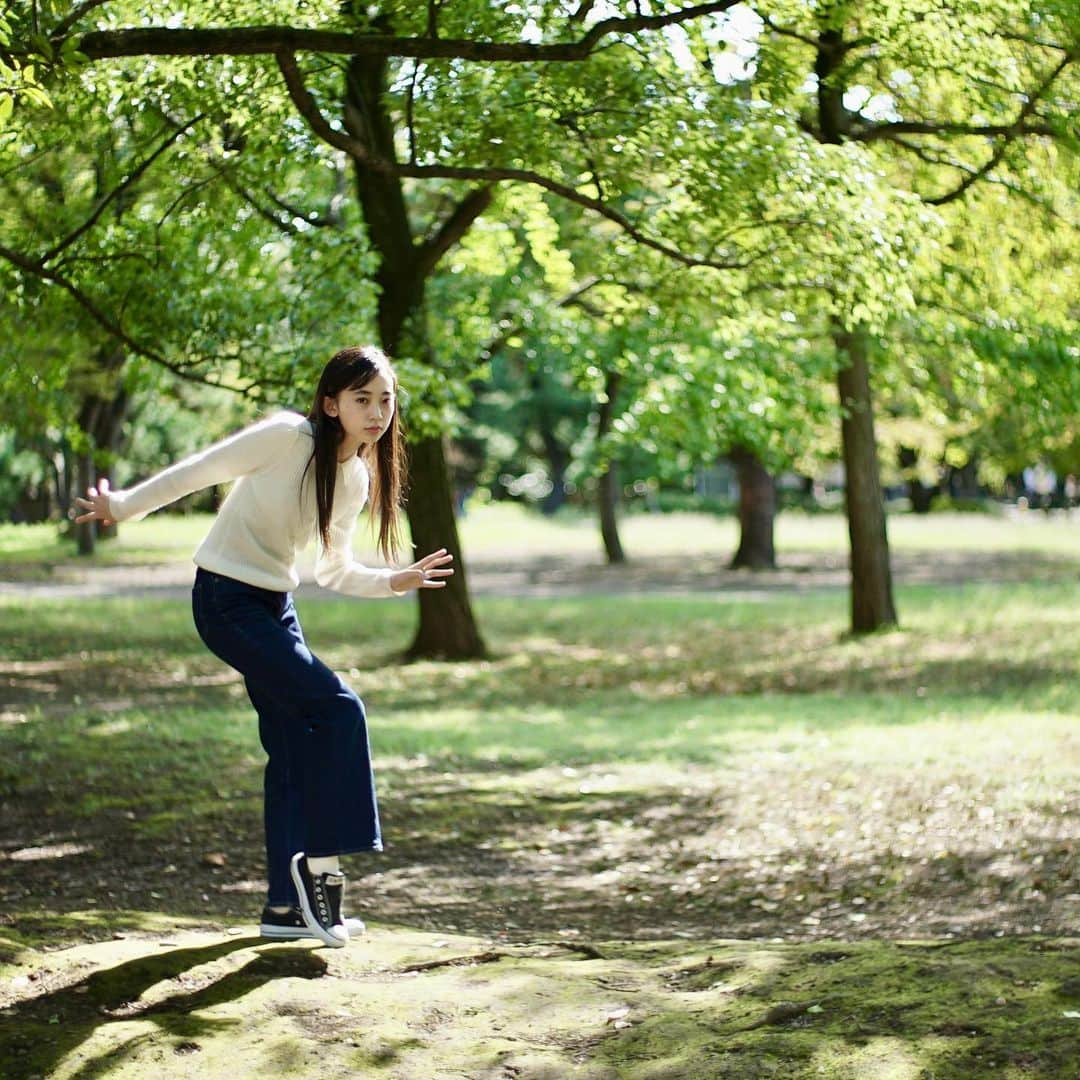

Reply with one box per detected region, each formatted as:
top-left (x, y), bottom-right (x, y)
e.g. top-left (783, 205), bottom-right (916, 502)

top-left (584, 936), bottom-right (1079, 1079)
top-left (3, 759), bottom-right (1073, 950)
top-left (0, 937), bottom-right (325, 1079)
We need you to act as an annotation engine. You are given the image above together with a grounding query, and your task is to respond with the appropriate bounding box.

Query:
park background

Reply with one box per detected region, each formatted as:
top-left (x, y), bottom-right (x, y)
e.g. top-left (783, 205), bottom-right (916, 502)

top-left (1, 2), bottom-right (1078, 1078)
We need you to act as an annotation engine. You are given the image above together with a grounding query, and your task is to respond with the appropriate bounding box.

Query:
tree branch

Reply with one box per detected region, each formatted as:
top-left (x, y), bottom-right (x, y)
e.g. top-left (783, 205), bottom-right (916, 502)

top-left (406, 58), bottom-right (421, 166)
top-left (855, 53), bottom-right (1072, 146)
top-left (760, 14), bottom-right (820, 50)
top-left (923, 54), bottom-right (1072, 205)
top-left (261, 183), bottom-right (344, 228)
top-left (926, 137), bottom-right (1013, 206)
top-left (426, 0), bottom-right (442, 40)
top-left (415, 184), bottom-right (495, 279)
top-left (570, 1), bottom-right (598, 24)
top-left (480, 276), bottom-right (602, 362)
top-left (49, 0), bottom-right (113, 40)
top-left (40, 116), bottom-right (203, 266)
top-left (276, 51), bottom-right (752, 273)
top-left (856, 118), bottom-right (1059, 142)
top-left (73, 4), bottom-right (741, 62)
top-left (0, 240), bottom-right (262, 393)
top-left (998, 31), bottom-right (1074, 53)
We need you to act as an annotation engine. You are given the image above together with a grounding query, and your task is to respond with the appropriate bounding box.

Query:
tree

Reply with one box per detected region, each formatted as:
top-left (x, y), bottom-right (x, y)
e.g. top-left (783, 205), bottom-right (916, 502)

top-left (878, 160), bottom-right (1080, 498)
top-left (9, 0), bottom-right (754, 656)
top-left (741, 0), bottom-right (1078, 629)
top-left (0, 30), bottom-right (382, 544)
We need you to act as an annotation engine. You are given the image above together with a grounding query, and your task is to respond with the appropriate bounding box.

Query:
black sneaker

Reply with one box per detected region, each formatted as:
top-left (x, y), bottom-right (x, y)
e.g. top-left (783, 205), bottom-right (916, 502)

top-left (260, 905), bottom-right (366, 941)
top-left (290, 852), bottom-right (348, 947)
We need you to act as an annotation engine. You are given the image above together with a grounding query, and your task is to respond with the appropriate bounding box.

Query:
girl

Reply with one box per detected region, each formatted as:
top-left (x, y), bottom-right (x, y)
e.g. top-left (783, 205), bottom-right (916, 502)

top-left (74, 345), bottom-right (453, 947)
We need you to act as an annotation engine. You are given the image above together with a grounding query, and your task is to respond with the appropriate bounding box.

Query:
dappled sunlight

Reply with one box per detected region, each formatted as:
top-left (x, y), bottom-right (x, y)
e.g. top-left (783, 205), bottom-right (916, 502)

top-left (356, 724), bottom-right (1078, 944)
top-left (7, 842), bottom-right (94, 862)
top-left (4, 579), bottom-right (1078, 728)
top-left (0, 554), bottom-right (1076, 1078)
top-left (809, 1036), bottom-right (924, 1078)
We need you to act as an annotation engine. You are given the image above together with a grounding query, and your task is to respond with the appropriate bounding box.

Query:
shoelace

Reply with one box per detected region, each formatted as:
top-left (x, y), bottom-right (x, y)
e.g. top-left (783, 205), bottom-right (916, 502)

top-left (311, 874), bottom-right (344, 926)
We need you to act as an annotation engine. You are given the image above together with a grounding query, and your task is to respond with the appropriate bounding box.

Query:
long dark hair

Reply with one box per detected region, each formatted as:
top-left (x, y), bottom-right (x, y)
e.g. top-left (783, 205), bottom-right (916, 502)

top-left (305, 345), bottom-right (405, 561)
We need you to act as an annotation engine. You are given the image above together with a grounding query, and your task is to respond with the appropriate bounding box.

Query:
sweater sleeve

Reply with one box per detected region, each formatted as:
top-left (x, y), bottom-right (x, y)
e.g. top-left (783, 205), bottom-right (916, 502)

top-left (107, 412), bottom-right (303, 523)
top-left (314, 472), bottom-right (403, 599)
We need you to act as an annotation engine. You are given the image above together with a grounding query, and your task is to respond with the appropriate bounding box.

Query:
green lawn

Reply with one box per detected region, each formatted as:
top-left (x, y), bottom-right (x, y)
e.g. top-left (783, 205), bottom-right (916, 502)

top-left (1, 512), bottom-right (1077, 1078)
top-left (4, 502), bottom-right (1080, 569)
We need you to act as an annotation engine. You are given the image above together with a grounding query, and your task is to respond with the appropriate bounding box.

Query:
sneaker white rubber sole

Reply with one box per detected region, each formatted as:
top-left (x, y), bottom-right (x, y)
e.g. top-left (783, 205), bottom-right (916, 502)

top-left (260, 915), bottom-right (366, 941)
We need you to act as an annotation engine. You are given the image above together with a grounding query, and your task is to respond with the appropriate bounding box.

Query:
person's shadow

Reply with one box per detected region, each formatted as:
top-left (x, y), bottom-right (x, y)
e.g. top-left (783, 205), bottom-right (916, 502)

top-left (0, 936), bottom-right (328, 1079)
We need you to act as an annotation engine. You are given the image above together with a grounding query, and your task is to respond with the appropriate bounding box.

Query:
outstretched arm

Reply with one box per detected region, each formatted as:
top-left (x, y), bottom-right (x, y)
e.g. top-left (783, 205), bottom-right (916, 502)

top-left (73, 412), bottom-right (302, 525)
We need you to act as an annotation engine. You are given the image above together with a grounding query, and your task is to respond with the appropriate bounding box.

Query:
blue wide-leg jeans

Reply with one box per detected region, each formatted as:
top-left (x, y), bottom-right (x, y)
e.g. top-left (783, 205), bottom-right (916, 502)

top-left (191, 567), bottom-right (382, 907)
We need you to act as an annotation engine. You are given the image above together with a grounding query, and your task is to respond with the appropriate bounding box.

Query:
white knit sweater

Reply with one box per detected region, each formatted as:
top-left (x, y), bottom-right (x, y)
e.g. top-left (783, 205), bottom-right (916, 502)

top-left (107, 411), bottom-right (400, 598)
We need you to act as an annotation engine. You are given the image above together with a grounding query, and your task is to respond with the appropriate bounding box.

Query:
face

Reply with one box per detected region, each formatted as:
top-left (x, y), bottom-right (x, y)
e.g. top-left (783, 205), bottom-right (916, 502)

top-left (323, 369), bottom-right (396, 448)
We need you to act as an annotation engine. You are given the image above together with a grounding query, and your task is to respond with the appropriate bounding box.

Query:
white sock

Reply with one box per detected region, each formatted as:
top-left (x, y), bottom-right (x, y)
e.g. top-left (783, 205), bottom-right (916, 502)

top-left (307, 855), bottom-right (341, 877)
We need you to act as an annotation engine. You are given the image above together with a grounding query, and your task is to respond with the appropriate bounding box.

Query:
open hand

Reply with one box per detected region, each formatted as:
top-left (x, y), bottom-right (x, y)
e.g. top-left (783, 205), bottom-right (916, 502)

top-left (390, 548), bottom-right (455, 592)
top-left (73, 478), bottom-right (115, 526)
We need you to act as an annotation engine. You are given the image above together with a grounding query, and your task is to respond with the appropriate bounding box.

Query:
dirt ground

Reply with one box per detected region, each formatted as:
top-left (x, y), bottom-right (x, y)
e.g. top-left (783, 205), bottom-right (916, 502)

top-left (2, 544), bottom-right (1076, 601)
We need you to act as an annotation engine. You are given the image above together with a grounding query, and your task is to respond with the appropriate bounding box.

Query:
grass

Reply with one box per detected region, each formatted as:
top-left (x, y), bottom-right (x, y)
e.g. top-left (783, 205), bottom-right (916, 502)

top-left (1, 510), bottom-right (1078, 1077)
top-left (4, 502), bottom-right (1080, 571)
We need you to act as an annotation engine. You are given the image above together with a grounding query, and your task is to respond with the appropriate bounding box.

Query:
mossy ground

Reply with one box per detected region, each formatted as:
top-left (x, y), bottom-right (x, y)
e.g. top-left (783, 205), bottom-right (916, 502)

top-left (2, 927), bottom-right (1077, 1079)
top-left (2, 509), bottom-right (1078, 1077)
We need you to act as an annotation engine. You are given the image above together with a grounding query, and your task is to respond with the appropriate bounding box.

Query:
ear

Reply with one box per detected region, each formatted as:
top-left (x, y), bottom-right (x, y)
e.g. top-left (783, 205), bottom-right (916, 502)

top-left (323, 394), bottom-right (339, 418)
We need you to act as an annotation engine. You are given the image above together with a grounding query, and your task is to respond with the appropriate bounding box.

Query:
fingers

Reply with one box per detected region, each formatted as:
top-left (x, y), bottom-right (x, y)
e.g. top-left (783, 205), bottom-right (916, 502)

top-left (415, 549), bottom-right (454, 570)
top-left (73, 492), bottom-right (112, 525)
top-left (399, 548), bottom-right (456, 591)
top-left (73, 511), bottom-right (112, 525)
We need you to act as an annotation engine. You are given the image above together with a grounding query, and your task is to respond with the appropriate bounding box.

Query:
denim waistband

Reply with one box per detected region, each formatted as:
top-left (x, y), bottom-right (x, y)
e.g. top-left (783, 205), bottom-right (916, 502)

top-left (194, 566), bottom-right (287, 600)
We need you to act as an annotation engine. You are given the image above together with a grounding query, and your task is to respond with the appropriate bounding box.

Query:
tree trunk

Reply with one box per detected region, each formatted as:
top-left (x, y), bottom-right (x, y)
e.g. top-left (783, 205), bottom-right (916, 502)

top-left (533, 373), bottom-right (570, 516)
top-left (74, 367), bottom-right (128, 550)
top-left (835, 326), bottom-right (897, 633)
top-left (596, 371), bottom-right (625, 564)
top-left (403, 435), bottom-right (487, 659)
top-left (898, 446), bottom-right (936, 514)
top-left (344, 51), bottom-right (487, 659)
top-left (75, 447), bottom-right (96, 555)
top-left (380, 306), bottom-right (486, 660)
top-left (728, 445), bottom-right (776, 569)
top-left (813, 26), bottom-right (896, 631)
